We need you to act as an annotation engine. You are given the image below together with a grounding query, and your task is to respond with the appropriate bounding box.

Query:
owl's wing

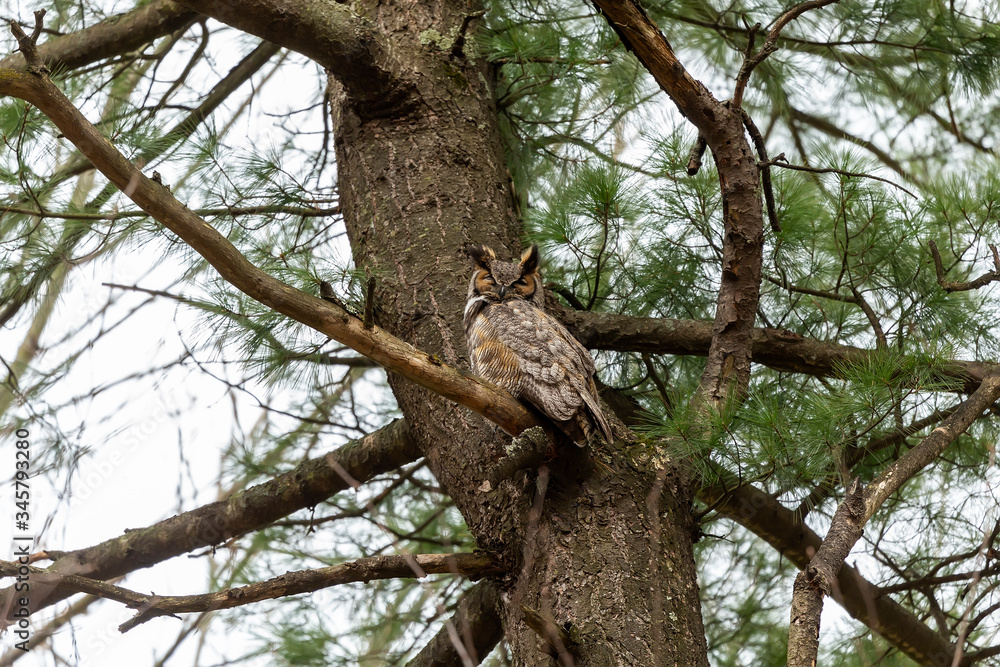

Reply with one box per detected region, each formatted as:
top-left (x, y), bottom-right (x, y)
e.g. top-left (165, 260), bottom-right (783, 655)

top-left (477, 301), bottom-right (611, 440)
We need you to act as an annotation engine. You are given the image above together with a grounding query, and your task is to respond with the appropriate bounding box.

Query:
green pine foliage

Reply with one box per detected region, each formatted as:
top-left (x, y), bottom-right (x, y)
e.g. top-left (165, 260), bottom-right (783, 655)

top-left (2, 0), bottom-right (999, 663)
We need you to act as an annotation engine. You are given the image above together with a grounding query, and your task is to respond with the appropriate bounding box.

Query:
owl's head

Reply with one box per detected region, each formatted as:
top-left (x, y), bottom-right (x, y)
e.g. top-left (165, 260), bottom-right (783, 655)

top-left (465, 244), bottom-right (543, 307)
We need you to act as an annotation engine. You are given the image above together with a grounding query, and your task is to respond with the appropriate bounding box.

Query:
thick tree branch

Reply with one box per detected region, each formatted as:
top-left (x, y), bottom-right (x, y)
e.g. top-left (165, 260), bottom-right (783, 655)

top-left (173, 0), bottom-right (410, 108)
top-left (0, 1), bottom-right (196, 72)
top-left (406, 581), bottom-right (503, 667)
top-left (0, 63), bottom-right (542, 439)
top-left (0, 554), bottom-right (501, 633)
top-left (553, 304), bottom-right (1000, 395)
top-left (786, 375), bottom-right (1000, 667)
top-left (0, 420), bottom-right (421, 621)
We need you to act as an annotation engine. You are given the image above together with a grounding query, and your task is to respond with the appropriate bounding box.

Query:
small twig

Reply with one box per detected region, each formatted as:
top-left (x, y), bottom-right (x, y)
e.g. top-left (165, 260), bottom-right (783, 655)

top-left (363, 275), bottom-right (376, 329)
top-left (686, 134), bottom-right (707, 176)
top-left (733, 0), bottom-right (839, 107)
top-left (740, 109), bottom-right (780, 232)
top-left (928, 240), bottom-right (1000, 293)
top-left (547, 283), bottom-right (587, 311)
top-left (451, 9), bottom-right (487, 58)
top-left (849, 285), bottom-right (887, 349)
top-left (764, 274), bottom-right (858, 303)
top-left (641, 354), bottom-right (674, 413)
top-left (741, 18), bottom-right (762, 62)
top-left (763, 159), bottom-right (917, 198)
top-left (9, 10), bottom-right (49, 75)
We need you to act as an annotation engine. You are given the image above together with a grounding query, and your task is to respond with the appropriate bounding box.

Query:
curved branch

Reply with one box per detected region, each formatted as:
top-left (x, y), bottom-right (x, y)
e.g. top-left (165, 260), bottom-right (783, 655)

top-left (173, 0), bottom-right (411, 107)
top-left (929, 240), bottom-right (1000, 293)
top-left (0, 553), bottom-right (502, 633)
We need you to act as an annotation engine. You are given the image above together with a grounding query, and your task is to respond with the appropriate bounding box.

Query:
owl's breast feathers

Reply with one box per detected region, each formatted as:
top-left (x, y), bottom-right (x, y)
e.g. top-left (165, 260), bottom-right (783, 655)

top-left (464, 298), bottom-right (613, 444)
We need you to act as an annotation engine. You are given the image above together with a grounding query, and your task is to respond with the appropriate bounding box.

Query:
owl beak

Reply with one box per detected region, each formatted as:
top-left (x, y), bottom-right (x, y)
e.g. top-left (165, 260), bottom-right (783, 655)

top-left (497, 285), bottom-right (508, 300)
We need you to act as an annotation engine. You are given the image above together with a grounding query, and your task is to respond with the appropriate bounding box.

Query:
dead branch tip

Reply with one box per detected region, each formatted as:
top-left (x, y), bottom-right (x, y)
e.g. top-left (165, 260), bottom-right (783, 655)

top-left (9, 9), bottom-right (49, 75)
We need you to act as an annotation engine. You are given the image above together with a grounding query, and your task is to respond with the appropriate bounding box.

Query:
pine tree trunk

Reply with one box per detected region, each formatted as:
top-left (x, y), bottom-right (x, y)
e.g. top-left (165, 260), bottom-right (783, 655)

top-left (328, 0), bottom-right (710, 663)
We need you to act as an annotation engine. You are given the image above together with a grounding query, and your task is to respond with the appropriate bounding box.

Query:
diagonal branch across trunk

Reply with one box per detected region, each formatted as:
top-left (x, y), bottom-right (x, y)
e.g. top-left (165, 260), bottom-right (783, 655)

top-left (0, 60), bottom-right (541, 438)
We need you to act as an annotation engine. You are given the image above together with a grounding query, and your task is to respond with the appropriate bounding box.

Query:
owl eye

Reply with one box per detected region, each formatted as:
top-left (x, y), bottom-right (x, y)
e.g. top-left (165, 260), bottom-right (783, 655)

top-left (513, 278), bottom-right (528, 287)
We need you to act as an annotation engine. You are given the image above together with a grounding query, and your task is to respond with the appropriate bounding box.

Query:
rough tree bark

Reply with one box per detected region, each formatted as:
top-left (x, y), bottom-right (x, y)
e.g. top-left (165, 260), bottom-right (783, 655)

top-left (314, 0), bottom-right (711, 661)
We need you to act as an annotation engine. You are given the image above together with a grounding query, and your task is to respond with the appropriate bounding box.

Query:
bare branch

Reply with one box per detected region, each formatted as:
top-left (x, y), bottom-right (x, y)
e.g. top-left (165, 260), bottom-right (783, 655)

top-left (686, 134), bottom-right (707, 175)
top-left (0, 203), bottom-right (338, 221)
top-left (8, 9), bottom-right (49, 74)
top-left (928, 240), bottom-right (1000, 293)
top-left (763, 155), bottom-right (917, 198)
top-left (788, 106), bottom-right (913, 181)
top-left (0, 554), bottom-right (502, 633)
top-left (764, 274), bottom-right (859, 303)
top-left (733, 0), bottom-right (840, 107)
top-left (740, 109), bottom-right (780, 232)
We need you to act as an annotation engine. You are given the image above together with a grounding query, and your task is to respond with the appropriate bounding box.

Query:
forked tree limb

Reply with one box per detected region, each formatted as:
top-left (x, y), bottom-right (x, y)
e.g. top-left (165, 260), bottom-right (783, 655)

top-left (732, 0), bottom-right (840, 107)
top-left (929, 240), bottom-right (1000, 293)
top-left (786, 375), bottom-right (1000, 667)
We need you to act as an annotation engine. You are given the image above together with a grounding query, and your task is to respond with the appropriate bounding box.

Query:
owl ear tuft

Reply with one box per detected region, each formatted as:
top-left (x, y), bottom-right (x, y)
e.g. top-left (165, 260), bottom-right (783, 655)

top-left (466, 245), bottom-right (496, 270)
top-left (519, 244), bottom-right (539, 274)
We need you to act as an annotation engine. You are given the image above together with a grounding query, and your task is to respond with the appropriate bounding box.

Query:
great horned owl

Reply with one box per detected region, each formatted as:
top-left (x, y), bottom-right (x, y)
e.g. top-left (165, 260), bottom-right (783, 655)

top-left (463, 244), bottom-right (613, 445)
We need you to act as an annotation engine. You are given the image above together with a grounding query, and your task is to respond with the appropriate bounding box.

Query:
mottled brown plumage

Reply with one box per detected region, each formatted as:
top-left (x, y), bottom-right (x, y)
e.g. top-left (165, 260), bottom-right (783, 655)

top-left (463, 244), bottom-right (613, 445)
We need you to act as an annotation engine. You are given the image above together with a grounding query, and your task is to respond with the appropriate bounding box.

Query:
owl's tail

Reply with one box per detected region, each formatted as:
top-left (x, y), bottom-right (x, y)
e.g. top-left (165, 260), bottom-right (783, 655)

top-left (578, 383), bottom-right (614, 446)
